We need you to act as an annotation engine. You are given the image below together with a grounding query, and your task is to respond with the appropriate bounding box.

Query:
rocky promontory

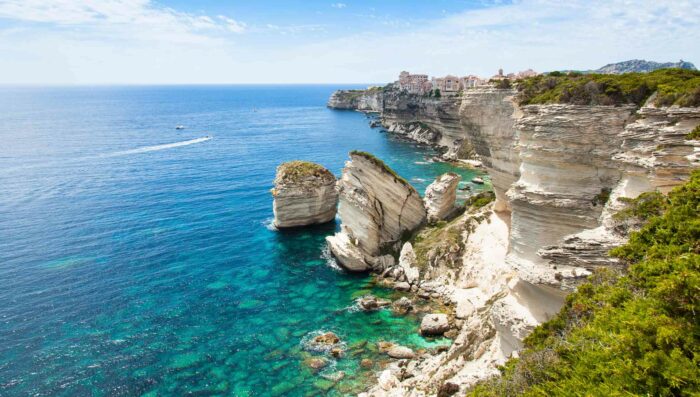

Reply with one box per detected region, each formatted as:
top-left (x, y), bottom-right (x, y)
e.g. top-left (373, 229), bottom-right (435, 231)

top-left (327, 87), bottom-right (384, 112)
top-left (272, 161), bottom-right (338, 228)
top-left (326, 151), bottom-right (426, 271)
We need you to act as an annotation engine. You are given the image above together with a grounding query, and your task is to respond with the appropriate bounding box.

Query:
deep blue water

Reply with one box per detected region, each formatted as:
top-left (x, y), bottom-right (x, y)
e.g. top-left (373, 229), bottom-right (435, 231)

top-left (0, 85), bottom-right (486, 396)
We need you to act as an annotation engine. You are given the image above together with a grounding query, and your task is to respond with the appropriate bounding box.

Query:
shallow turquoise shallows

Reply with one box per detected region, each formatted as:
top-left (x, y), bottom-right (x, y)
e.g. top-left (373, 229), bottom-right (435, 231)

top-left (0, 85), bottom-right (488, 396)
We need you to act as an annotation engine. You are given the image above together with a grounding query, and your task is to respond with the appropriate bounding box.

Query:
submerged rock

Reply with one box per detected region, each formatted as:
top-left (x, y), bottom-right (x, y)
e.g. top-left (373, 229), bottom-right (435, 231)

top-left (304, 356), bottom-right (328, 371)
top-left (424, 172), bottom-right (461, 223)
top-left (357, 295), bottom-right (391, 311)
top-left (420, 313), bottom-right (450, 336)
top-left (327, 151), bottom-right (426, 271)
top-left (272, 161), bottom-right (338, 228)
top-left (313, 332), bottom-right (341, 346)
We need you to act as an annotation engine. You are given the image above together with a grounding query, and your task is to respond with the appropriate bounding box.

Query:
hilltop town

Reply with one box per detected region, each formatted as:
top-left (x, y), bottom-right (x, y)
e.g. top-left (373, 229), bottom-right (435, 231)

top-left (397, 68), bottom-right (538, 95)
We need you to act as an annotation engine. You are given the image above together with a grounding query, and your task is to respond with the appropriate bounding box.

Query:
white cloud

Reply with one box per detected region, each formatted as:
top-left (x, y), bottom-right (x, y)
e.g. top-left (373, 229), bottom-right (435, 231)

top-left (218, 15), bottom-right (246, 33)
top-left (0, 0), bottom-right (698, 84)
top-left (331, 3), bottom-right (347, 9)
top-left (0, 0), bottom-right (246, 42)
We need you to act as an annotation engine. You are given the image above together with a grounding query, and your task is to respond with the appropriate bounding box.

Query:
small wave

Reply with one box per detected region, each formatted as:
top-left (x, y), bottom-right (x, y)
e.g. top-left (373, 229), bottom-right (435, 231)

top-left (320, 246), bottom-right (342, 272)
top-left (263, 218), bottom-right (278, 231)
top-left (414, 161), bottom-right (429, 165)
top-left (300, 330), bottom-right (348, 354)
top-left (101, 136), bottom-right (211, 158)
top-left (411, 177), bottom-right (427, 183)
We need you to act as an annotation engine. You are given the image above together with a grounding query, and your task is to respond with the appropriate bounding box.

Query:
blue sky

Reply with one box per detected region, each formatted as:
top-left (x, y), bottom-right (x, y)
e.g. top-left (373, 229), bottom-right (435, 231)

top-left (0, 0), bottom-right (698, 84)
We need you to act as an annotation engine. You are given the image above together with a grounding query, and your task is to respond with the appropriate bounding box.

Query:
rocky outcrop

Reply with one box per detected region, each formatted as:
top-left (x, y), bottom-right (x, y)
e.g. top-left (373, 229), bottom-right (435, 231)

top-left (326, 152), bottom-right (426, 271)
top-left (327, 87), bottom-right (384, 112)
top-left (325, 85), bottom-right (700, 396)
top-left (352, 94), bottom-right (700, 397)
top-left (272, 161), bottom-right (338, 228)
top-left (424, 173), bottom-right (461, 223)
top-left (381, 85), bottom-right (466, 159)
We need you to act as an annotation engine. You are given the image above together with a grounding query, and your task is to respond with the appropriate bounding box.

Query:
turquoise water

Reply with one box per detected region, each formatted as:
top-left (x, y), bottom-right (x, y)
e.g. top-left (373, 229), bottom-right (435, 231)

top-left (0, 85), bottom-right (486, 396)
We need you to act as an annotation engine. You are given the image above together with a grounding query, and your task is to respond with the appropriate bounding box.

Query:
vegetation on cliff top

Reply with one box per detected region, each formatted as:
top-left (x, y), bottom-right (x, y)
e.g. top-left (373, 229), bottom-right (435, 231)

top-left (276, 161), bottom-right (335, 184)
top-left (349, 150), bottom-right (412, 188)
top-left (468, 170), bottom-right (700, 396)
top-left (517, 68), bottom-right (700, 107)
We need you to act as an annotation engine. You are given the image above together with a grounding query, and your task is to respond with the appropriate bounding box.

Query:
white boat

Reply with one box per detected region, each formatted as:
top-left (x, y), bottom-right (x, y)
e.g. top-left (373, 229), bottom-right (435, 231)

top-left (175, 125), bottom-right (185, 130)
top-left (471, 177), bottom-right (485, 184)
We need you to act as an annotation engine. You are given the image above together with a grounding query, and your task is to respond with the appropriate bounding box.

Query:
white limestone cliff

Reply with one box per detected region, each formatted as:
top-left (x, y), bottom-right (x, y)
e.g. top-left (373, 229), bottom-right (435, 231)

top-left (326, 152), bottom-right (426, 271)
top-left (349, 87), bottom-right (700, 396)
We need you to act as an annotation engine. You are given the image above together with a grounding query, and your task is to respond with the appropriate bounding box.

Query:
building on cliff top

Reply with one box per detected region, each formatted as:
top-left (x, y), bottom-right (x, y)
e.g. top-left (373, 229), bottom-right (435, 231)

top-left (396, 71), bottom-right (489, 95)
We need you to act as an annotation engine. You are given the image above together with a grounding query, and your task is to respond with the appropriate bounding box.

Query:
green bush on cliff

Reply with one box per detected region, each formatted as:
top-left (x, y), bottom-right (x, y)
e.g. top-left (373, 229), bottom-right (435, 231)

top-left (349, 150), bottom-right (411, 188)
top-left (517, 68), bottom-right (700, 107)
top-left (468, 170), bottom-right (700, 397)
top-left (687, 125), bottom-right (700, 140)
top-left (276, 161), bottom-right (334, 184)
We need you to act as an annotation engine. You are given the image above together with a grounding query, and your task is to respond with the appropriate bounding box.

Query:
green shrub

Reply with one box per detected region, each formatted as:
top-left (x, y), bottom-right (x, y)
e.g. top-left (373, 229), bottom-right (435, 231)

top-left (349, 150), bottom-right (412, 188)
top-left (466, 191), bottom-right (495, 210)
top-left (517, 68), bottom-right (700, 107)
top-left (468, 170), bottom-right (700, 396)
top-left (687, 125), bottom-right (700, 140)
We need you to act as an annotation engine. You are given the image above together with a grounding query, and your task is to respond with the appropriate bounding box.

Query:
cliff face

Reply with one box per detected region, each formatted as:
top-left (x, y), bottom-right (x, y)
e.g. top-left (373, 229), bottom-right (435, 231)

top-left (343, 86), bottom-right (700, 396)
top-left (327, 88), bottom-right (384, 112)
top-left (272, 161), bottom-right (338, 228)
top-left (381, 85), bottom-right (465, 158)
top-left (326, 152), bottom-right (426, 271)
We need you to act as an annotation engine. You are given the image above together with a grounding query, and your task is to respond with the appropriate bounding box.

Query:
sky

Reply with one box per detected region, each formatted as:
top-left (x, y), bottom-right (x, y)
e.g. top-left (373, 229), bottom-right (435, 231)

top-left (0, 0), bottom-right (699, 84)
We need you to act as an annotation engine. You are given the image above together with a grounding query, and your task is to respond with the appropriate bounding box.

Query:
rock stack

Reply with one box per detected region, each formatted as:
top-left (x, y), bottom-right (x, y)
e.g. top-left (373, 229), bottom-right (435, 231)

top-left (326, 151), bottom-right (426, 271)
top-left (424, 172), bottom-right (461, 223)
top-left (272, 161), bottom-right (338, 228)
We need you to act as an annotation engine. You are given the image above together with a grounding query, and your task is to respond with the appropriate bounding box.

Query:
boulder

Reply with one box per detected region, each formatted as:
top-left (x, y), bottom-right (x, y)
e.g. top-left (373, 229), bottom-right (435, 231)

top-left (325, 232), bottom-right (368, 271)
top-left (304, 357), bottom-right (328, 371)
top-left (424, 173), bottom-right (461, 223)
top-left (386, 345), bottom-right (416, 359)
top-left (398, 242), bottom-right (420, 285)
top-left (357, 295), bottom-right (391, 311)
top-left (272, 161), bottom-right (338, 228)
top-left (455, 299), bottom-right (475, 319)
top-left (420, 313), bottom-right (450, 336)
top-left (313, 332), bottom-right (340, 345)
top-left (391, 297), bottom-right (414, 315)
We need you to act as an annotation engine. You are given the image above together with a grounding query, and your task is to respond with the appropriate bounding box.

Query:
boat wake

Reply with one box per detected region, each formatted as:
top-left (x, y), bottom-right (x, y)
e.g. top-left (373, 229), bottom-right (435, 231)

top-left (101, 136), bottom-right (211, 158)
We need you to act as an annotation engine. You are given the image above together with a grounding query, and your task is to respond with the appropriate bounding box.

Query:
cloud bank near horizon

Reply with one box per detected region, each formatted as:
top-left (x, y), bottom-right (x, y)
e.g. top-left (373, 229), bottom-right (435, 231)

top-left (0, 0), bottom-right (698, 84)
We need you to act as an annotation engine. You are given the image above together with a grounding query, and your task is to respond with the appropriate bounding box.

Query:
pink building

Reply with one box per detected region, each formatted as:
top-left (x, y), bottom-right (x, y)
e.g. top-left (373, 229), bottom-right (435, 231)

top-left (398, 71), bottom-right (430, 94)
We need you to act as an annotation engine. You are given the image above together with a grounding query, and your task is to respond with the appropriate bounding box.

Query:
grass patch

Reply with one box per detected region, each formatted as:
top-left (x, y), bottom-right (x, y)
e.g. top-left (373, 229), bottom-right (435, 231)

top-left (465, 191), bottom-right (495, 210)
top-left (349, 150), bottom-right (412, 189)
top-left (276, 161), bottom-right (334, 184)
top-left (687, 124), bottom-right (700, 140)
top-left (517, 68), bottom-right (700, 107)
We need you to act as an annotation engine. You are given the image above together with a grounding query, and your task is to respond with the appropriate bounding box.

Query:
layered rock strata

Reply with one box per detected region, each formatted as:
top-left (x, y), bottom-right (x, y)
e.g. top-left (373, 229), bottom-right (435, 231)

top-left (326, 152), bottom-right (426, 271)
top-left (424, 173), bottom-right (461, 223)
top-left (327, 87), bottom-right (383, 112)
top-left (272, 161), bottom-right (338, 228)
top-left (339, 90), bottom-right (700, 396)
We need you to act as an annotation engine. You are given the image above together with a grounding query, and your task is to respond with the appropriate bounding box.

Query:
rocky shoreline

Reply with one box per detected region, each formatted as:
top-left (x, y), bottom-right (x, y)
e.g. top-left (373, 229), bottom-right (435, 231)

top-left (321, 82), bottom-right (700, 396)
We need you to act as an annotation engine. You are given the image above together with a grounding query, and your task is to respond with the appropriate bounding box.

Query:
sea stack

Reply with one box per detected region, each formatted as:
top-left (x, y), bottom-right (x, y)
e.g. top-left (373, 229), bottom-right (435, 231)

top-left (326, 151), bottom-right (426, 271)
top-left (424, 172), bottom-right (461, 223)
top-left (272, 161), bottom-right (338, 228)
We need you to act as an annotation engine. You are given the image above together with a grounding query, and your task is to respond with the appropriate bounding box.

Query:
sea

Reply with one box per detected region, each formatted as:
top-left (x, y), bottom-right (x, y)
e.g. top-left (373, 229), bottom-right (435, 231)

top-left (0, 85), bottom-right (488, 396)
